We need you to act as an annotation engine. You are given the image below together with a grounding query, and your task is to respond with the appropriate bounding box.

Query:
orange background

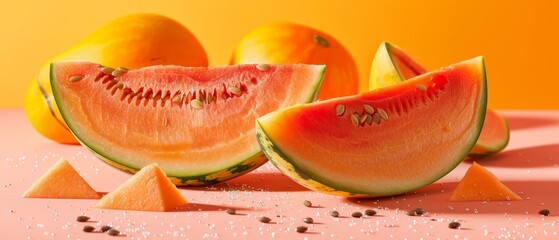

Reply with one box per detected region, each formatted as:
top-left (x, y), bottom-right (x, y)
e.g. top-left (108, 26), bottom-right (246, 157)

top-left (1, 0), bottom-right (558, 109)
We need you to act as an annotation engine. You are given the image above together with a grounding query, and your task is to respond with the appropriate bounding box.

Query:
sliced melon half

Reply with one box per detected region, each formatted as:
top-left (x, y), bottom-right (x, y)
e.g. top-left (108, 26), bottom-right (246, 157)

top-left (51, 62), bottom-right (324, 186)
top-left (257, 57), bottom-right (487, 197)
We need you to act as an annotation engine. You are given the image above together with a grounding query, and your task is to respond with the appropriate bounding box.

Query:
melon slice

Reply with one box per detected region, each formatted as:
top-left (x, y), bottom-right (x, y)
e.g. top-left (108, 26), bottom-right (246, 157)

top-left (50, 62), bottom-right (324, 186)
top-left (257, 57), bottom-right (487, 197)
top-left (369, 42), bottom-right (509, 156)
top-left (23, 159), bottom-right (100, 199)
top-left (449, 162), bottom-right (522, 201)
top-left (95, 163), bottom-right (187, 211)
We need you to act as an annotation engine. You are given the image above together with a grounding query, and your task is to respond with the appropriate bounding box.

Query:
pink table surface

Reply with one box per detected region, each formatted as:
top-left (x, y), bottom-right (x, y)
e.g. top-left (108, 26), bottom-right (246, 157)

top-left (1, 109), bottom-right (558, 239)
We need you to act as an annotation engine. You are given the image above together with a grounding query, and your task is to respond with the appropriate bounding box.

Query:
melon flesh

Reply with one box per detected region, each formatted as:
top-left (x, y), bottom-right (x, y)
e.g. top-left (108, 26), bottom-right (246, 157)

top-left (51, 62), bottom-right (324, 185)
top-left (470, 109), bottom-right (510, 155)
top-left (95, 163), bottom-right (187, 211)
top-left (23, 159), bottom-right (100, 199)
top-left (257, 57), bottom-right (487, 197)
top-left (449, 162), bottom-right (521, 201)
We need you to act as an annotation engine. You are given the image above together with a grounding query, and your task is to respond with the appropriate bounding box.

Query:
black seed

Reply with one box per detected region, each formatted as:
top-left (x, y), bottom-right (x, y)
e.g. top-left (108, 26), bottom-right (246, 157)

top-left (364, 209), bottom-right (377, 216)
top-left (539, 209), bottom-right (550, 216)
top-left (100, 225), bottom-right (112, 232)
top-left (406, 210), bottom-right (418, 216)
top-left (330, 211), bottom-right (340, 217)
top-left (303, 217), bottom-right (313, 223)
top-left (448, 221), bottom-right (461, 229)
top-left (258, 216), bottom-right (271, 223)
top-left (76, 215), bottom-right (90, 222)
top-left (107, 229), bottom-right (120, 236)
top-left (414, 208), bottom-right (424, 215)
top-left (226, 208), bottom-right (236, 215)
top-left (82, 225), bottom-right (95, 232)
top-left (296, 226), bottom-right (308, 233)
top-left (351, 212), bottom-right (363, 218)
top-left (303, 200), bottom-right (312, 207)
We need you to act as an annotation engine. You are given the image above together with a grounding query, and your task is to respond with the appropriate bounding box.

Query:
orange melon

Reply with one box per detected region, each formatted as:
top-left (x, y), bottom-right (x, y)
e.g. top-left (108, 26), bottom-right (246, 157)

top-left (95, 163), bottom-right (187, 212)
top-left (449, 162), bottom-right (522, 201)
top-left (23, 159), bottom-right (100, 199)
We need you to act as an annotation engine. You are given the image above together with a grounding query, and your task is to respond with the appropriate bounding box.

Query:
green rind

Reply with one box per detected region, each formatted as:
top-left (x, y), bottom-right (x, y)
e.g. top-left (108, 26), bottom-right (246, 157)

top-left (51, 63), bottom-right (325, 186)
top-left (257, 57), bottom-right (487, 197)
top-left (469, 114), bottom-right (510, 157)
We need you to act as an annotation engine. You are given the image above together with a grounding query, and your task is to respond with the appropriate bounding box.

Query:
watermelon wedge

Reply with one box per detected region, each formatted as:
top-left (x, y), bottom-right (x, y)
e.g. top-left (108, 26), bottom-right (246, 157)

top-left (257, 57), bottom-right (487, 197)
top-left (51, 62), bottom-right (324, 185)
top-left (370, 42), bottom-right (509, 156)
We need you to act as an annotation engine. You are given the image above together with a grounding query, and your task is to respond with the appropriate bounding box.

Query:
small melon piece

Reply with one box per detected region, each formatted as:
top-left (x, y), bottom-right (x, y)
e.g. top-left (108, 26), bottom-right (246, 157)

top-left (23, 159), bottom-right (100, 199)
top-left (95, 163), bottom-right (187, 211)
top-left (449, 162), bottom-right (522, 201)
top-left (469, 109), bottom-right (510, 156)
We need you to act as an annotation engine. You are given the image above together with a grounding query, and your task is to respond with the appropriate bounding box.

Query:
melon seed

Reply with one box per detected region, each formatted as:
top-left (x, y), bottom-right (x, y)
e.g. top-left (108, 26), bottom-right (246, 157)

top-left (82, 225), bottom-right (95, 232)
top-left (329, 211), bottom-right (340, 217)
top-left (303, 217), bottom-right (313, 223)
top-left (100, 225), bottom-right (112, 232)
top-left (335, 104), bottom-right (345, 116)
top-left (226, 208), bottom-right (236, 215)
top-left (101, 66), bottom-right (115, 75)
top-left (539, 209), bottom-right (550, 216)
top-left (258, 216), bottom-right (271, 223)
top-left (363, 104), bottom-right (374, 114)
top-left (76, 215), bottom-right (90, 222)
top-left (303, 200), bottom-right (312, 207)
top-left (256, 64), bottom-right (269, 71)
top-left (117, 66), bottom-right (129, 72)
top-left (364, 209), bottom-right (377, 216)
top-left (351, 212), bottom-right (363, 218)
top-left (351, 113), bottom-right (360, 127)
top-left (171, 94), bottom-right (183, 103)
top-left (228, 86), bottom-right (242, 96)
top-left (359, 114), bottom-right (368, 125)
top-left (365, 114), bottom-right (373, 125)
top-left (111, 69), bottom-right (125, 77)
top-left (69, 75), bottom-right (83, 82)
top-left (413, 208), bottom-right (424, 215)
top-left (378, 108), bottom-right (389, 120)
top-left (312, 34), bottom-right (329, 47)
top-left (372, 113), bottom-right (381, 125)
top-left (416, 84), bottom-right (427, 91)
top-left (296, 226), bottom-right (308, 233)
top-left (107, 229), bottom-right (120, 236)
top-left (448, 221), bottom-right (461, 229)
top-left (190, 99), bottom-right (203, 109)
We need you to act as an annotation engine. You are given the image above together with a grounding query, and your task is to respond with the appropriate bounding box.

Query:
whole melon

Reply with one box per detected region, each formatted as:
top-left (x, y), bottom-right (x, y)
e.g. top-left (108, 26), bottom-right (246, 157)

top-left (231, 22), bottom-right (360, 100)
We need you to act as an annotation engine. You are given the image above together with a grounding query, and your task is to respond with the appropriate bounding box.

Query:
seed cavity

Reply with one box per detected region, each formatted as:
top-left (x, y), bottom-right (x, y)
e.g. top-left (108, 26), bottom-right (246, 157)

top-left (69, 75), bottom-right (84, 82)
top-left (335, 104), bottom-right (345, 116)
top-left (312, 34), bottom-right (329, 47)
top-left (378, 108), bottom-right (389, 120)
top-left (351, 113), bottom-right (360, 127)
top-left (416, 84), bottom-right (427, 91)
top-left (256, 64), bottom-right (269, 71)
top-left (101, 66), bottom-right (115, 75)
top-left (171, 93), bottom-right (183, 103)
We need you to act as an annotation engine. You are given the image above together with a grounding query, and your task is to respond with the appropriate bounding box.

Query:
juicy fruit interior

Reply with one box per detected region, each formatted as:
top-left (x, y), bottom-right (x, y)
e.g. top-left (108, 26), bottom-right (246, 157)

top-left (258, 57), bottom-right (487, 196)
top-left (51, 62), bottom-right (324, 180)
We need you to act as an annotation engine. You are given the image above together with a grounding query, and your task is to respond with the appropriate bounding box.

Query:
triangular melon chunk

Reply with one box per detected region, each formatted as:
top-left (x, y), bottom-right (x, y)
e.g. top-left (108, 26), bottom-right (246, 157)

top-left (449, 162), bottom-right (522, 201)
top-left (23, 159), bottom-right (100, 199)
top-left (95, 163), bottom-right (187, 211)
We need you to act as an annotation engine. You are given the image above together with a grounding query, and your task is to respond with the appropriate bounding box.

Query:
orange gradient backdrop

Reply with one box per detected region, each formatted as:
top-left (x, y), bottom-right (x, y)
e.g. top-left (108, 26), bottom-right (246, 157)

top-left (1, 0), bottom-right (558, 109)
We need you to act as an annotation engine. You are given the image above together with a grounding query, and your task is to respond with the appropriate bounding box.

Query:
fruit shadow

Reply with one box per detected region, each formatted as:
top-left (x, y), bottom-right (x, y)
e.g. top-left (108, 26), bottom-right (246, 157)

top-left (172, 203), bottom-right (254, 212)
top-left (184, 172), bottom-right (309, 192)
top-left (467, 144), bottom-right (559, 168)
top-left (506, 115), bottom-right (559, 131)
top-left (344, 180), bottom-right (559, 215)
